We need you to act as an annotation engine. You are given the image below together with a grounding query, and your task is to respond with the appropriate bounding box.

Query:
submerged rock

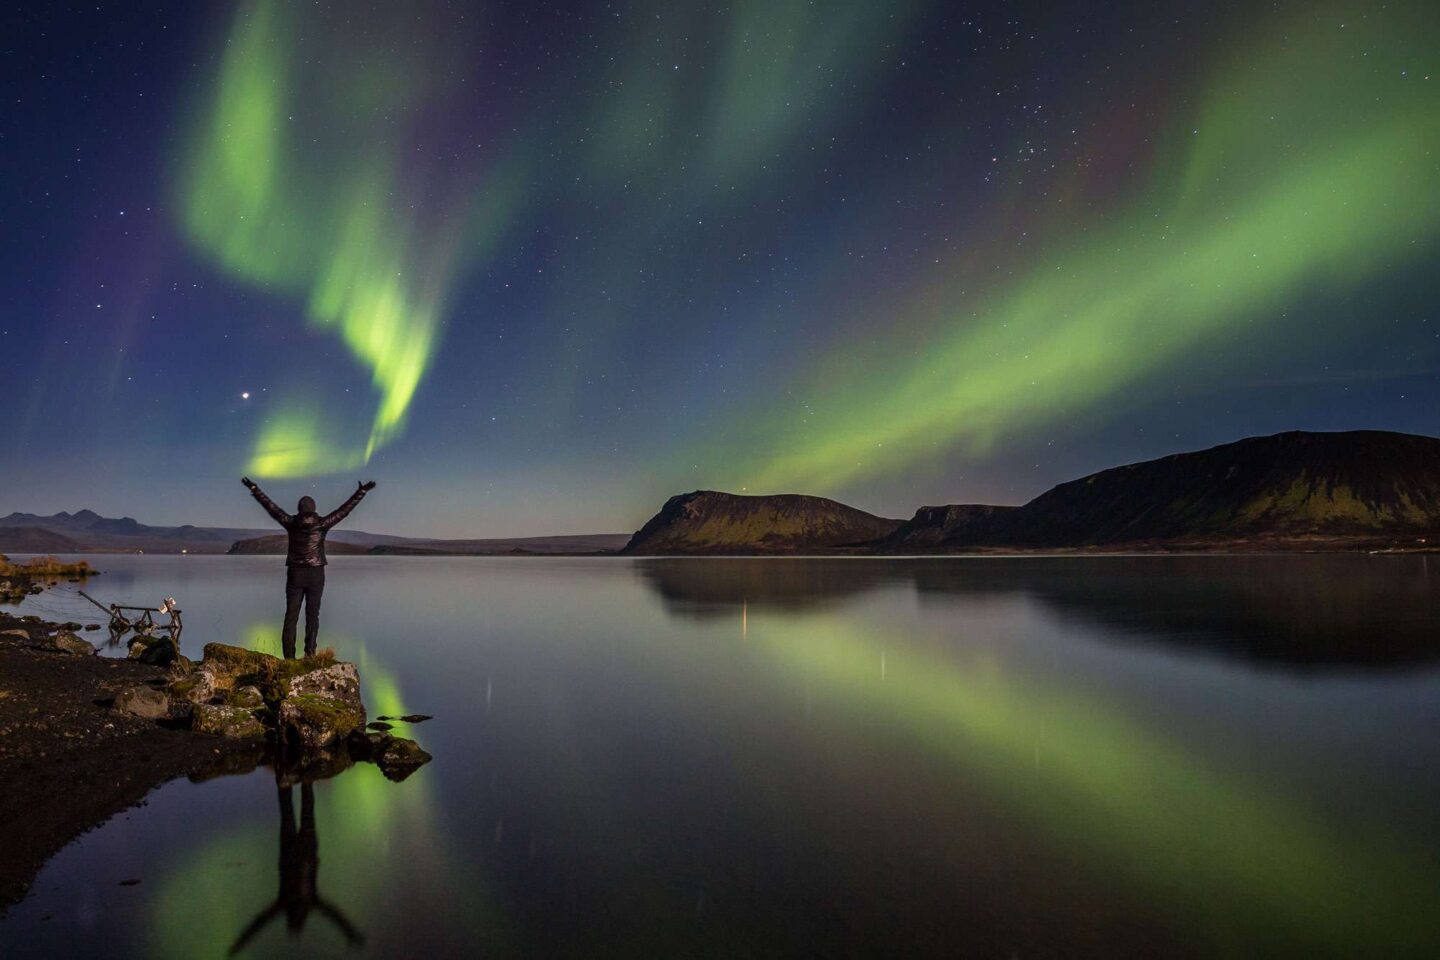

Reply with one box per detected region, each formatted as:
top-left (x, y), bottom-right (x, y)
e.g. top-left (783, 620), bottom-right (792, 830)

top-left (192, 703), bottom-right (265, 739)
top-left (52, 632), bottom-right (97, 657)
top-left (347, 730), bottom-right (432, 782)
top-left (114, 685), bottom-right (170, 720)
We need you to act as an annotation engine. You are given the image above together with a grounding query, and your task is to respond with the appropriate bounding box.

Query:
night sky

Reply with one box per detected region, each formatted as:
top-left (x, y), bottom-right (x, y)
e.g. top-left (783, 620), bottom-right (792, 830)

top-left (3, 0), bottom-right (1438, 538)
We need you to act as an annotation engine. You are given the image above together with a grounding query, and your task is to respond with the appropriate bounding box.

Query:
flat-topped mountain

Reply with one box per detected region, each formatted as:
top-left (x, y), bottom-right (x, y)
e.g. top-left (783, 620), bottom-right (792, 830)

top-left (623, 491), bottom-right (903, 554)
top-left (888, 430), bottom-right (1440, 550)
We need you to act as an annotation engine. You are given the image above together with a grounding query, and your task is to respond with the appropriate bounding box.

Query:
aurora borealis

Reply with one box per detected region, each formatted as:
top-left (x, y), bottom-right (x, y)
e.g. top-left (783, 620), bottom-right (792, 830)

top-left (5, 0), bottom-right (1439, 536)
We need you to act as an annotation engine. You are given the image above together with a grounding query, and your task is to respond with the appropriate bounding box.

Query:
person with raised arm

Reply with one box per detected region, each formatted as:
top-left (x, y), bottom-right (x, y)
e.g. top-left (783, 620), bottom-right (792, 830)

top-left (242, 477), bottom-right (376, 659)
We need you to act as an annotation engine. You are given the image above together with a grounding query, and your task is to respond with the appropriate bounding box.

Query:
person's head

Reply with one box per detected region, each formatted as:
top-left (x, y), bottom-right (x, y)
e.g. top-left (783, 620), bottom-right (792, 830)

top-left (297, 496), bottom-right (316, 514)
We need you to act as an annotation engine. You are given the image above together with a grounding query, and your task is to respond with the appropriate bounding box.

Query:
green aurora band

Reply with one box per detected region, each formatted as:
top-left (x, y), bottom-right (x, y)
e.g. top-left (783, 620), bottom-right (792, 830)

top-left (179, 0), bottom-right (500, 477)
top-left (731, 8), bottom-right (1440, 492)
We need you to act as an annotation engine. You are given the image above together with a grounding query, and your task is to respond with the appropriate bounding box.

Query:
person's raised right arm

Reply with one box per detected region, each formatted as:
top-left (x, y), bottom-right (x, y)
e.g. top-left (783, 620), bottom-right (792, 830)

top-left (242, 477), bottom-right (291, 527)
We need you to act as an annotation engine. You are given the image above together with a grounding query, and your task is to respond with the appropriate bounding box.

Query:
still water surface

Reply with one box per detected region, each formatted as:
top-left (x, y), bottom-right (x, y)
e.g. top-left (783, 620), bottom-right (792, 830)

top-left (3, 555), bottom-right (1440, 957)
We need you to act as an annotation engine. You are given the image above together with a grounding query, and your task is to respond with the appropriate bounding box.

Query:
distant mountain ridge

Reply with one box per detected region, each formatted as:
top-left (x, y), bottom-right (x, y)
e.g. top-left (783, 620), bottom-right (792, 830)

top-left (0, 510), bottom-right (627, 555)
top-left (0, 509), bottom-right (396, 553)
top-left (229, 533), bottom-right (630, 556)
top-left (889, 430), bottom-right (1440, 550)
top-left (630, 431), bottom-right (1440, 554)
top-left (622, 491), bottom-right (903, 554)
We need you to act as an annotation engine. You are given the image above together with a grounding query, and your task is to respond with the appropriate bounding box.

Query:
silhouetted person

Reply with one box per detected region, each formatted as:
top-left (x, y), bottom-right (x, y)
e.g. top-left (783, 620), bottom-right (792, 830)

top-left (229, 782), bottom-right (364, 955)
top-left (242, 478), bottom-right (375, 658)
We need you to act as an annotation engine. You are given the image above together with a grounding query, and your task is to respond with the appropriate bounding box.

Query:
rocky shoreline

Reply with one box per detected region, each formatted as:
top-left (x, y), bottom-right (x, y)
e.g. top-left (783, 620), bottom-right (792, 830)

top-left (0, 607), bottom-right (431, 911)
top-left (0, 555), bottom-right (95, 604)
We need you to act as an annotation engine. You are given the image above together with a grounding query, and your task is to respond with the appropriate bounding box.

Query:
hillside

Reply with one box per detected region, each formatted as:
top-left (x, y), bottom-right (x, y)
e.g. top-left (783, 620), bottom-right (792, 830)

top-left (890, 430), bottom-right (1440, 550)
top-left (623, 491), bottom-right (903, 554)
top-left (874, 505), bottom-right (1017, 552)
top-left (0, 527), bottom-right (87, 554)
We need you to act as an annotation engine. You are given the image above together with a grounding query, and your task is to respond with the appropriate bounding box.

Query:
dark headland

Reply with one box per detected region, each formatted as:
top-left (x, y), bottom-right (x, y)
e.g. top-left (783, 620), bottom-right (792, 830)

top-left (623, 430), bottom-right (1440, 554)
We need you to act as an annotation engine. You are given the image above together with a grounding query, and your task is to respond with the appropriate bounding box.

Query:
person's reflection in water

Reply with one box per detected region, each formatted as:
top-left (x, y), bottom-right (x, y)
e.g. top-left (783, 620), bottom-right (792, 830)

top-left (229, 781), bottom-right (365, 954)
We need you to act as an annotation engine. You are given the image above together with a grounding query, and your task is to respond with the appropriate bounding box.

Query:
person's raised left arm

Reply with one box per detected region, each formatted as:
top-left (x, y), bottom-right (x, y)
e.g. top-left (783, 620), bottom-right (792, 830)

top-left (320, 481), bottom-right (375, 530)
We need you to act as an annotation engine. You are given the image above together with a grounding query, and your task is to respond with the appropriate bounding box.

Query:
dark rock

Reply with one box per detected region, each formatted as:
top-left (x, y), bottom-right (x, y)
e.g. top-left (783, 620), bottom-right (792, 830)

top-left (134, 638), bottom-right (178, 667)
top-left (373, 736), bottom-right (432, 782)
top-left (83, 624), bottom-right (99, 632)
top-left (114, 685), bottom-right (170, 720)
top-left (378, 714), bottom-right (433, 724)
top-left (367, 721), bottom-right (393, 731)
top-left (346, 729), bottom-right (387, 760)
top-left (346, 730), bottom-right (432, 781)
top-left (51, 632), bottom-right (97, 657)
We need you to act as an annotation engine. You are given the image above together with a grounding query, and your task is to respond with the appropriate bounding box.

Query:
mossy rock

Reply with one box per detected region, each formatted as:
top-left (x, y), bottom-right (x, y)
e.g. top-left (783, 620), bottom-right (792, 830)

top-left (167, 671), bottom-right (216, 707)
top-left (199, 644), bottom-right (337, 701)
top-left (200, 642), bottom-right (279, 677)
top-left (278, 694), bottom-right (365, 751)
top-left (192, 703), bottom-right (266, 739)
top-left (227, 684), bottom-right (264, 709)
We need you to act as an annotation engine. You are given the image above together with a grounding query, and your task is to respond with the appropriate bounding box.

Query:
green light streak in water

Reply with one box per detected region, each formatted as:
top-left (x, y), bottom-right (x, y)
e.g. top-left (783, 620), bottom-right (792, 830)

top-left (180, 0), bottom-right (504, 477)
top-left (145, 630), bottom-right (508, 957)
top-left (734, 7), bottom-right (1440, 491)
top-left (749, 614), bottom-right (1440, 953)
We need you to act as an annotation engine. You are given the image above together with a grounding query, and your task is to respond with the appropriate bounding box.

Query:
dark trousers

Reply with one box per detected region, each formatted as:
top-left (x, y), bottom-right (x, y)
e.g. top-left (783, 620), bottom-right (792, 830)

top-left (282, 566), bottom-right (325, 659)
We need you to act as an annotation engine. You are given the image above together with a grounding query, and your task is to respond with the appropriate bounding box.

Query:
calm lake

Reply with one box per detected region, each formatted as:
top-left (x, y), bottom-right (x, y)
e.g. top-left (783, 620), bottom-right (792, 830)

top-left (3, 554), bottom-right (1440, 957)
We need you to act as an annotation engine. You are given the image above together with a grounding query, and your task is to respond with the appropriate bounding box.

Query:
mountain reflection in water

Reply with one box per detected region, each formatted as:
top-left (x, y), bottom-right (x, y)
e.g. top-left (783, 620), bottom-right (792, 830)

top-left (637, 555), bottom-right (1440, 667)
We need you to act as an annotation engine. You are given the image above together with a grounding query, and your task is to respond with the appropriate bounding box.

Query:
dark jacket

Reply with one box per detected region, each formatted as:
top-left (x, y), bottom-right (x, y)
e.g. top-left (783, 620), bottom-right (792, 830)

top-left (250, 487), bottom-right (367, 567)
